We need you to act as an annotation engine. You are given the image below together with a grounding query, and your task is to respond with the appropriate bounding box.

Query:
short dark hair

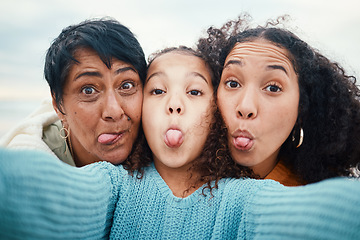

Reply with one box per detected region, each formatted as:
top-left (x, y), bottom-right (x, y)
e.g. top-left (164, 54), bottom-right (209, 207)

top-left (44, 18), bottom-right (146, 111)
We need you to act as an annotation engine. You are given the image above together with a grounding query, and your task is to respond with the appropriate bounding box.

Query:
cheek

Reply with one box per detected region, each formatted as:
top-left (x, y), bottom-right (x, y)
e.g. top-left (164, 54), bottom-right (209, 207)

top-left (125, 95), bottom-right (143, 121)
top-left (217, 97), bottom-right (234, 128)
top-left (266, 103), bottom-right (298, 138)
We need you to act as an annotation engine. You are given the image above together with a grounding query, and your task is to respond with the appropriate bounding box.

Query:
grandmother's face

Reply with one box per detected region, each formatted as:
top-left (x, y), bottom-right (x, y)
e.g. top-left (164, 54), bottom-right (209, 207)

top-left (217, 40), bottom-right (299, 178)
top-left (54, 48), bottom-right (142, 166)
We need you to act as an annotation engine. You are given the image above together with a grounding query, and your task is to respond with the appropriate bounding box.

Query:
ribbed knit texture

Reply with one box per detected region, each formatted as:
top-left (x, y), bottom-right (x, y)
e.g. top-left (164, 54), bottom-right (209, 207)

top-left (1, 148), bottom-right (359, 239)
top-left (0, 149), bottom-right (122, 239)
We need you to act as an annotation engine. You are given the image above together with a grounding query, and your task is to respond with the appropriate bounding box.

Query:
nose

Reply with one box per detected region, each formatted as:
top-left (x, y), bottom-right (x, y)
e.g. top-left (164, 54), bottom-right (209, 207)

top-left (236, 88), bottom-right (258, 119)
top-left (169, 107), bottom-right (181, 114)
top-left (167, 93), bottom-right (184, 115)
top-left (102, 91), bottom-right (125, 121)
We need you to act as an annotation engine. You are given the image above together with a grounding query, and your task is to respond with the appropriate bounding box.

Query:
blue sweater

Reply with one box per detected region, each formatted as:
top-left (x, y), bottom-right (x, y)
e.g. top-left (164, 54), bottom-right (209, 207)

top-left (0, 148), bottom-right (359, 239)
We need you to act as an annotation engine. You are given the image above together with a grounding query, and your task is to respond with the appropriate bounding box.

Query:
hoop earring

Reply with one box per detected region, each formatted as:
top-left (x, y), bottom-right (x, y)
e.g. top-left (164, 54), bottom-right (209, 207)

top-left (292, 127), bottom-right (304, 148)
top-left (59, 127), bottom-right (70, 139)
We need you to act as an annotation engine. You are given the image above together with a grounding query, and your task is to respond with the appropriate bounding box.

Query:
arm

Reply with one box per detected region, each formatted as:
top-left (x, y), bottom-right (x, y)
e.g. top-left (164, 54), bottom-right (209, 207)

top-left (0, 148), bottom-right (122, 240)
top-left (243, 178), bottom-right (360, 239)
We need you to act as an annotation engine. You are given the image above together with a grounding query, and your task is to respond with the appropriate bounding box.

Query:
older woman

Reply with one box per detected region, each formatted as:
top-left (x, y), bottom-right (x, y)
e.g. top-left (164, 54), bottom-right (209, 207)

top-left (197, 14), bottom-right (360, 185)
top-left (0, 18), bottom-right (147, 166)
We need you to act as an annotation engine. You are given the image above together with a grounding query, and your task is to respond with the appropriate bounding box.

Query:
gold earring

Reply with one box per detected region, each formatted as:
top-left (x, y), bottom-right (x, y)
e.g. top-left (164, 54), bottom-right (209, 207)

top-left (59, 127), bottom-right (70, 139)
top-left (291, 128), bottom-right (304, 148)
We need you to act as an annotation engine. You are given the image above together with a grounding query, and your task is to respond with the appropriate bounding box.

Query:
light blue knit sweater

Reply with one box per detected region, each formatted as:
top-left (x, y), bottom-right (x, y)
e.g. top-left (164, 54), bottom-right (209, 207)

top-left (0, 148), bottom-right (359, 239)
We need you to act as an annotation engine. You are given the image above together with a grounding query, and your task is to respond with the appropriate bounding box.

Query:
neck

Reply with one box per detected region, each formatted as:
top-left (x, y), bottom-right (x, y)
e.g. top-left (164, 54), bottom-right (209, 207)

top-left (252, 152), bottom-right (280, 178)
top-left (154, 160), bottom-right (203, 198)
top-left (68, 135), bottom-right (98, 167)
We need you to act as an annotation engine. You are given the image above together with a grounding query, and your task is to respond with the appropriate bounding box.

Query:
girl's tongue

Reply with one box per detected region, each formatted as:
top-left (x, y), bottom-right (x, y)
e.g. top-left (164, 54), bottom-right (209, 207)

top-left (164, 129), bottom-right (184, 148)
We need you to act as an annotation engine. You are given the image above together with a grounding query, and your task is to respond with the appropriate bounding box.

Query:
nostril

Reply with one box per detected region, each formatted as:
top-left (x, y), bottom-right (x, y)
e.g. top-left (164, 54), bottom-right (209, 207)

top-left (169, 108), bottom-right (173, 113)
top-left (177, 108), bottom-right (181, 113)
top-left (247, 113), bottom-right (253, 118)
top-left (238, 111), bottom-right (243, 117)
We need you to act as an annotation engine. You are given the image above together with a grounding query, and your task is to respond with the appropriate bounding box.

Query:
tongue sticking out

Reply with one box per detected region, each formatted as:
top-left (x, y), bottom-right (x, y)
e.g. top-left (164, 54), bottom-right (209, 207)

top-left (98, 133), bottom-right (120, 145)
top-left (165, 129), bottom-right (183, 148)
top-left (234, 137), bottom-right (251, 149)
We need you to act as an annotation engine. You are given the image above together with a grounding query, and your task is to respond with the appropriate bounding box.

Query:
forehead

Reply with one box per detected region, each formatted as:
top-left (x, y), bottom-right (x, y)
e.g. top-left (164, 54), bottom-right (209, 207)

top-left (147, 51), bottom-right (212, 82)
top-left (149, 52), bottom-right (204, 69)
top-left (225, 40), bottom-right (294, 70)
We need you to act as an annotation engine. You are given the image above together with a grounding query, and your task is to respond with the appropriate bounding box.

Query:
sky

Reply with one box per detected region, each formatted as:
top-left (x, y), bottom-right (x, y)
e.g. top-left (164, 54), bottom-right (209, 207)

top-left (0, 0), bottom-right (359, 135)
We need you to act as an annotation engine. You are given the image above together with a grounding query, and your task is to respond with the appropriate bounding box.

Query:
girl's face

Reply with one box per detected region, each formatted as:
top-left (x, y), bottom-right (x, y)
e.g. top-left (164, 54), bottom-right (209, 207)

top-left (143, 52), bottom-right (214, 174)
top-left (54, 48), bottom-right (142, 166)
top-left (217, 40), bottom-right (299, 177)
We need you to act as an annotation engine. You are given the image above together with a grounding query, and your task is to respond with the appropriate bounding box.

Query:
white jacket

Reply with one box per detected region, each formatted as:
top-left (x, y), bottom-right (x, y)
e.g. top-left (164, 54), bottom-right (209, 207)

top-left (0, 99), bottom-right (59, 158)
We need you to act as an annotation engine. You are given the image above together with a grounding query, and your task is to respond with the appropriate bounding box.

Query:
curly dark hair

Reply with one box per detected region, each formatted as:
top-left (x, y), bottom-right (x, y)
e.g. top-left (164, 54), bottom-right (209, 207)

top-left (197, 14), bottom-right (360, 183)
top-left (122, 46), bottom-right (255, 195)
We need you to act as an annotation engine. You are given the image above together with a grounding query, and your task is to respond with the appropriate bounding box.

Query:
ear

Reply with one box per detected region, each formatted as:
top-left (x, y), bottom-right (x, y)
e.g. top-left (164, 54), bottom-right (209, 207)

top-left (52, 96), bottom-right (67, 126)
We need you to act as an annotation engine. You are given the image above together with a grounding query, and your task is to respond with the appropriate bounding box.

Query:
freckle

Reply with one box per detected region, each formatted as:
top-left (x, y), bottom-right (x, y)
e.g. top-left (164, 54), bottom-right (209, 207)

top-left (74, 112), bottom-right (77, 115)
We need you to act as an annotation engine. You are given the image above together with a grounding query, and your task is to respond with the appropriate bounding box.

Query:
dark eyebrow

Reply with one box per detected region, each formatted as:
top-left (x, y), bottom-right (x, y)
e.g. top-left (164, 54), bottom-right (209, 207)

top-left (267, 65), bottom-right (288, 75)
top-left (224, 59), bottom-right (243, 68)
top-left (114, 66), bottom-right (137, 75)
top-left (74, 71), bottom-right (102, 81)
top-left (74, 66), bottom-right (137, 81)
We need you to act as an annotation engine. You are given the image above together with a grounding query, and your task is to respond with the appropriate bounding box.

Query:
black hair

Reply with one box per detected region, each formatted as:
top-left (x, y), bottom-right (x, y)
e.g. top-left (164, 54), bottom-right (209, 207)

top-left (44, 17), bottom-right (147, 112)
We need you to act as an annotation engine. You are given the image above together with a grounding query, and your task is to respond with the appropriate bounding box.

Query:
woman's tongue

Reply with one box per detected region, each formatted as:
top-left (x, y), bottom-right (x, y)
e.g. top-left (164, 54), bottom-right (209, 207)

top-left (234, 136), bottom-right (251, 149)
top-left (98, 133), bottom-right (120, 145)
top-left (165, 129), bottom-right (183, 148)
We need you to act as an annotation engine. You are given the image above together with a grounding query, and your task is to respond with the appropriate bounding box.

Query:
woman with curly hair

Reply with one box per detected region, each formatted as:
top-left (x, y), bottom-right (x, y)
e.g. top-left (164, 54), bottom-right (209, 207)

top-left (197, 14), bottom-right (360, 186)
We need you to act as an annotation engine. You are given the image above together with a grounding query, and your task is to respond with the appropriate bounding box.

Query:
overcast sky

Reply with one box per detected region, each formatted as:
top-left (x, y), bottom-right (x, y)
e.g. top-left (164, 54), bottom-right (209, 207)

top-left (0, 0), bottom-right (359, 101)
top-left (1, 0), bottom-right (359, 102)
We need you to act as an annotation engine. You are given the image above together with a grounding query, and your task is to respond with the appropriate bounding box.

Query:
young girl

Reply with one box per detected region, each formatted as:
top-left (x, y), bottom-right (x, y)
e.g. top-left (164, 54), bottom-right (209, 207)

top-left (197, 14), bottom-right (360, 186)
top-left (124, 46), bottom-right (222, 197)
top-left (1, 47), bottom-right (360, 240)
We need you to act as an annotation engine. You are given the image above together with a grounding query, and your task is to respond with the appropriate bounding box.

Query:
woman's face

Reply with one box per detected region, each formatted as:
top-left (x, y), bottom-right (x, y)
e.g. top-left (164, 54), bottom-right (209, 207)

top-left (54, 48), bottom-right (142, 166)
top-left (142, 52), bottom-right (213, 175)
top-left (217, 40), bottom-right (299, 177)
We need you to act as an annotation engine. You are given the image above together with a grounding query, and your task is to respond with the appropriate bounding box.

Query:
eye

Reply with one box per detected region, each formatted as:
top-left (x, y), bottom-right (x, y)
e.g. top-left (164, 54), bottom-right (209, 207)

top-left (188, 90), bottom-right (202, 96)
top-left (120, 82), bottom-right (135, 90)
top-left (119, 81), bottom-right (137, 96)
top-left (264, 83), bottom-right (282, 93)
top-left (151, 89), bottom-right (165, 95)
top-left (81, 86), bottom-right (96, 95)
top-left (225, 80), bottom-right (240, 89)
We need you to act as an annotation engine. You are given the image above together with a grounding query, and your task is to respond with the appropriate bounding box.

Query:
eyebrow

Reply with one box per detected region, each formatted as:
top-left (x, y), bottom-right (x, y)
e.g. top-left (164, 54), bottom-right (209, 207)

top-left (114, 66), bottom-right (137, 75)
top-left (74, 71), bottom-right (101, 81)
top-left (74, 66), bottom-right (137, 81)
top-left (146, 72), bottom-right (209, 84)
top-left (224, 60), bottom-right (288, 75)
top-left (267, 65), bottom-right (288, 75)
top-left (146, 72), bottom-right (163, 83)
top-left (188, 72), bottom-right (209, 84)
top-left (224, 60), bottom-right (243, 68)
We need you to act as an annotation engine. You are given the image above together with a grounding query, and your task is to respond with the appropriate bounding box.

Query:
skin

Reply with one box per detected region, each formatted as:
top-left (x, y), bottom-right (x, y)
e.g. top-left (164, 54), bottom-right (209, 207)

top-left (217, 39), bottom-right (299, 178)
top-left (142, 52), bottom-right (214, 197)
top-left (53, 48), bottom-right (143, 167)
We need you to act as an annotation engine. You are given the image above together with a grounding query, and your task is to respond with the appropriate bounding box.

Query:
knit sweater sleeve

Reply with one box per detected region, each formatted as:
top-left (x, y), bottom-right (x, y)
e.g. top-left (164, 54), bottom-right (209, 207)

top-left (242, 178), bottom-right (360, 240)
top-left (0, 148), bottom-right (123, 240)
